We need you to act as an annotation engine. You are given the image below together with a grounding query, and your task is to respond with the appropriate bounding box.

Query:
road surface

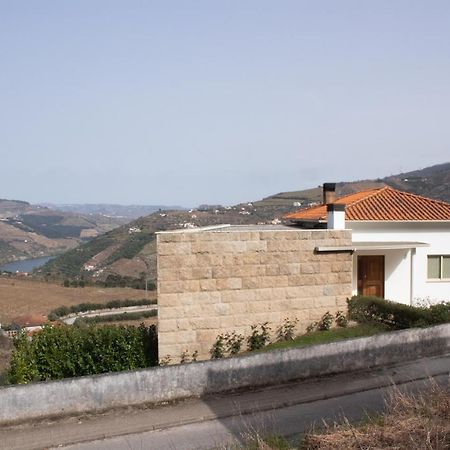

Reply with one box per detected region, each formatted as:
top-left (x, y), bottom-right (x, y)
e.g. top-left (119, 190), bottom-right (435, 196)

top-left (1, 354), bottom-right (448, 450)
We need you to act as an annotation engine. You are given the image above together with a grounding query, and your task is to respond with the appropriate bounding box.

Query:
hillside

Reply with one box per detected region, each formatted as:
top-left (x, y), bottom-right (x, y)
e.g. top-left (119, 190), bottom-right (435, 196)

top-left (40, 204), bottom-right (284, 283)
top-left (256, 162), bottom-right (450, 207)
top-left (40, 162), bottom-right (450, 284)
top-left (0, 200), bottom-right (128, 265)
top-left (40, 203), bottom-right (186, 219)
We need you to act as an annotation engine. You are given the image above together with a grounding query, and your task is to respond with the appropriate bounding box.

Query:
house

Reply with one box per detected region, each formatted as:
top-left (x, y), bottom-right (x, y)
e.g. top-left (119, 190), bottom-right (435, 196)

top-left (284, 184), bottom-right (450, 305)
top-left (10, 313), bottom-right (48, 337)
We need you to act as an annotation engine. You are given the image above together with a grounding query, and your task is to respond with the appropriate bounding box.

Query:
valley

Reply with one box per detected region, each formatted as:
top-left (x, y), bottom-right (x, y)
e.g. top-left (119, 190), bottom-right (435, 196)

top-left (38, 162), bottom-right (450, 286)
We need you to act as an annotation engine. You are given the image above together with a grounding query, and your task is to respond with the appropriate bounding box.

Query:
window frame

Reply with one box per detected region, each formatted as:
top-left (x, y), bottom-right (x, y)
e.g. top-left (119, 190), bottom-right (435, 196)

top-left (427, 254), bottom-right (450, 281)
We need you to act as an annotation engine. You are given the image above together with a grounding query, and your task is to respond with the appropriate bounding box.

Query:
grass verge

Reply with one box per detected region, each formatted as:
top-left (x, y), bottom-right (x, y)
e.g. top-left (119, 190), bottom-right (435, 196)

top-left (260, 323), bottom-right (389, 353)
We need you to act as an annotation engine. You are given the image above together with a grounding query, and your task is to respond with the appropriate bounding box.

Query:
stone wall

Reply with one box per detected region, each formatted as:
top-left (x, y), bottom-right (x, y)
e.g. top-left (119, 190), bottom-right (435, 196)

top-left (157, 226), bottom-right (353, 361)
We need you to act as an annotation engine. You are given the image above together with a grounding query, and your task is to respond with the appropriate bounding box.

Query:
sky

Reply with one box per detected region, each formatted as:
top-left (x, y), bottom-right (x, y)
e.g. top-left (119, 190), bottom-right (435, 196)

top-left (1, 1), bottom-right (450, 207)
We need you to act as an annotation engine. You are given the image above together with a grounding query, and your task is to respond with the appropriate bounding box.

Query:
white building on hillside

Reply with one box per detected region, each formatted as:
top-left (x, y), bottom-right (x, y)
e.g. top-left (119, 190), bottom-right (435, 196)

top-left (285, 184), bottom-right (450, 305)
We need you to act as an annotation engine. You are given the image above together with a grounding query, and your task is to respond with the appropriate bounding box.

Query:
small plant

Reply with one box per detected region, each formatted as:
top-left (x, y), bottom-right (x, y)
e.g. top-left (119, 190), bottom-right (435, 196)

top-left (318, 312), bottom-right (334, 331)
top-left (335, 311), bottom-right (348, 328)
top-left (247, 322), bottom-right (271, 351)
top-left (306, 322), bottom-right (318, 333)
top-left (159, 355), bottom-right (172, 366)
top-left (224, 332), bottom-right (244, 355)
top-left (276, 317), bottom-right (299, 342)
top-left (210, 334), bottom-right (226, 359)
top-left (191, 350), bottom-right (198, 362)
top-left (180, 349), bottom-right (190, 364)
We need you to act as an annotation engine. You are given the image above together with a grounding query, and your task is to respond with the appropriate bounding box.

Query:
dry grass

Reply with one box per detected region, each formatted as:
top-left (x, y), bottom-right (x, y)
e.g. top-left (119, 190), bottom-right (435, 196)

top-left (303, 382), bottom-right (450, 450)
top-left (0, 277), bottom-right (155, 324)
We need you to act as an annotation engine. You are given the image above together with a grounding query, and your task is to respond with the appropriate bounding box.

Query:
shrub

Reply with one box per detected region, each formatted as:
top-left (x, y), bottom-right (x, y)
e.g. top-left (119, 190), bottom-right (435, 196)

top-left (247, 322), bottom-right (271, 351)
top-left (179, 349), bottom-right (198, 364)
top-left (335, 311), bottom-right (348, 328)
top-left (210, 334), bottom-right (226, 359)
top-left (306, 322), bottom-right (318, 333)
top-left (318, 312), bottom-right (334, 331)
top-left (7, 324), bottom-right (158, 384)
top-left (276, 317), bottom-right (298, 341)
top-left (347, 296), bottom-right (450, 330)
top-left (224, 332), bottom-right (245, 355)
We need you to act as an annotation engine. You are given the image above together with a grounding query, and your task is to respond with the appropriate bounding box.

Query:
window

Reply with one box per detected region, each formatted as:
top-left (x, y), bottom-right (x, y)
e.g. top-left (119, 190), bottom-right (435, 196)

top-left (427, 255), bottom-right (450, 280)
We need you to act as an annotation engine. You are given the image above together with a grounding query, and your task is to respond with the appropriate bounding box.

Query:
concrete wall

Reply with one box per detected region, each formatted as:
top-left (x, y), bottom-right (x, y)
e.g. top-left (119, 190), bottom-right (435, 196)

top-left (157, 226), bottom-right (353, 361)
top-left (1, 324), bottom-right (449, 425)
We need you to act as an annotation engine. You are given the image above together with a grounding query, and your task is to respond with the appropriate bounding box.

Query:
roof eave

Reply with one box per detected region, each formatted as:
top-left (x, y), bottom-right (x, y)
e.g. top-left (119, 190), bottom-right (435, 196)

top-left (346, 219), bottom-right (450, 223)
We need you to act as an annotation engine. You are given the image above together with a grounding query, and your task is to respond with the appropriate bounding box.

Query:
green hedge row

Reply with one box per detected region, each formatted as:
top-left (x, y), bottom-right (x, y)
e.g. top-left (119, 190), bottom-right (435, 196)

top-left (73, 309), bottom-right (157, 326)
top-left (48, 298), bottom-right (157, 320)
top-left (347, 296), bottom-right (450, 329)
top-left (8, 324), bottom-right (158, 384)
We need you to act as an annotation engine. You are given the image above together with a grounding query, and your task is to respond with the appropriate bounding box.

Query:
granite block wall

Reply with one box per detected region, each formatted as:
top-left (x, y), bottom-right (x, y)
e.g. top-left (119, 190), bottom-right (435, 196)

top-left (157, 227), bottom-right (353, 361)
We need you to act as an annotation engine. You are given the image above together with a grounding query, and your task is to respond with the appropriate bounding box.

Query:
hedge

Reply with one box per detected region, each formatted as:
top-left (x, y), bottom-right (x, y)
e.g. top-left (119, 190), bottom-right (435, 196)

top-left (73, 309), bottom-right (157, 326)
top-left (347, 296), bottom-right (450, 329)
top-left (7, 324), bottom-right (158, 384)
top-left (48, 298), bottom-right (157, 320)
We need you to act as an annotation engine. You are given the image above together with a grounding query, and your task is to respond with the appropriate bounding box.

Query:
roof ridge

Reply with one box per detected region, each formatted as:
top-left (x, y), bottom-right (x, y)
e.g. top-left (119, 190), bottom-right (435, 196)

top-left (383, 185), bottom-right (450, 208)
top-left (334, 186), bottom-right (386, 207)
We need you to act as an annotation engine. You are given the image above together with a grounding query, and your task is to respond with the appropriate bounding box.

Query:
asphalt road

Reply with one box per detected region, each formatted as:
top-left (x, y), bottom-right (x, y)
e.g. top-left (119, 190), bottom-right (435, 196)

top-left (1, 355), bottom-right (448, 450)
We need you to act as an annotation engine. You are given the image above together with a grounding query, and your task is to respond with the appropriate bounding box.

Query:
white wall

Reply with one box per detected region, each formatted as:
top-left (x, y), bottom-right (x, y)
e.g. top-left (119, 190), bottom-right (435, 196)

top-left (349, 222), bottom-right (450, 305)
top-left (352, 249), bottom-right (411, 304)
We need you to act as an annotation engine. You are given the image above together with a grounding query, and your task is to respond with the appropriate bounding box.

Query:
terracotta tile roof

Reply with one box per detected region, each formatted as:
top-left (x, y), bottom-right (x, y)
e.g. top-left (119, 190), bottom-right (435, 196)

top-left (283, 186), bottom-right (450, 222)
top-left (12, 314), bottom-right (48, 328)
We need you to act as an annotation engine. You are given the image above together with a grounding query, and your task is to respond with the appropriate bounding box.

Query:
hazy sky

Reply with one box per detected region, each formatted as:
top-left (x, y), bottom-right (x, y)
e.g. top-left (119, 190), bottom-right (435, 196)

top-left (1, 1), bottom-right (449, 206)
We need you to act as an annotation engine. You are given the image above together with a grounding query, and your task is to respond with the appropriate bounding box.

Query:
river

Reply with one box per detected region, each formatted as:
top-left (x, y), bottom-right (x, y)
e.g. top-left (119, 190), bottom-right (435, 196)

top-left (0, 256), bottom-right (55, 273)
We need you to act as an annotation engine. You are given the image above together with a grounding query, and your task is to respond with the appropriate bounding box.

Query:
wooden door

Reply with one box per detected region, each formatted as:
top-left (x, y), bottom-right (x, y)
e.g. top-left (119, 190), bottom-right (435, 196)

top-left (357, 255), bottom-right (385, 298)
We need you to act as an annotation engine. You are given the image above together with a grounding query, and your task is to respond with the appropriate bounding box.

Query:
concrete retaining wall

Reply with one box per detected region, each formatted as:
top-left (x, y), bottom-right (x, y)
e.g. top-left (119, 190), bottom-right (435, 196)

top-left (1, 324), bottom-right (449, 425)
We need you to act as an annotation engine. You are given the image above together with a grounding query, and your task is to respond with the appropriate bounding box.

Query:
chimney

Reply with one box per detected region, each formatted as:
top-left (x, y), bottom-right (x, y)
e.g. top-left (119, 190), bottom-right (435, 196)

top-left (323, 183), bottom-right (336, 205)
top-left (327, 204), bottom-right (346, 230)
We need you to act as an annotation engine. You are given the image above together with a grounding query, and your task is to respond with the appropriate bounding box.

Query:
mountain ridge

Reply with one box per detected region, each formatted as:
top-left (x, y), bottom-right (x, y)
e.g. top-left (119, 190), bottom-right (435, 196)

top-left (39, 162), bottom-right (450, 284)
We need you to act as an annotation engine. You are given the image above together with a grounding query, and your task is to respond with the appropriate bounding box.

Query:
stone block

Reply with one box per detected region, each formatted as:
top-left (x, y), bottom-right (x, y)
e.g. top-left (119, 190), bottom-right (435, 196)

top-left (241, 252), bottom-right (261, 265)
top-left (157, 319), bottom-right (177, 332)
top-left (158, 242), bottom-right (192, 256)
top-left (199, 279), bottom-right (217, 291)
top-left (216, 278), bottom-right (242, 290)
top-left (211, 266), bottom-right (231, 279)
top-left (213, 302), bottom-right (230, 316)
top-left (191, 317), bottom-right (221, 330)
top-left (267, 240), bottom-right (301, 252)
top-left (221, 289), bottom-right (255, 303)
top-left (195, 254), bottom-right (223, 267)
top-left (220, 254), bottom-right (243, 266)
top-left (280, 263), bottom-right (301, 275)
top-left (228, 302), bottom-right (248, 315)
top-left (246, 241), bottom-right (267, 252)
top-left (300, 263), bottom-right (320, 274)
top-left (314, 296), bottom-right (337, 308)
top-left (265, 264), bottom-right (280, 276)
top-left (253, 288), bottom-right (277, 301)
top-left (191, 267), bottom-right (213, 279)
